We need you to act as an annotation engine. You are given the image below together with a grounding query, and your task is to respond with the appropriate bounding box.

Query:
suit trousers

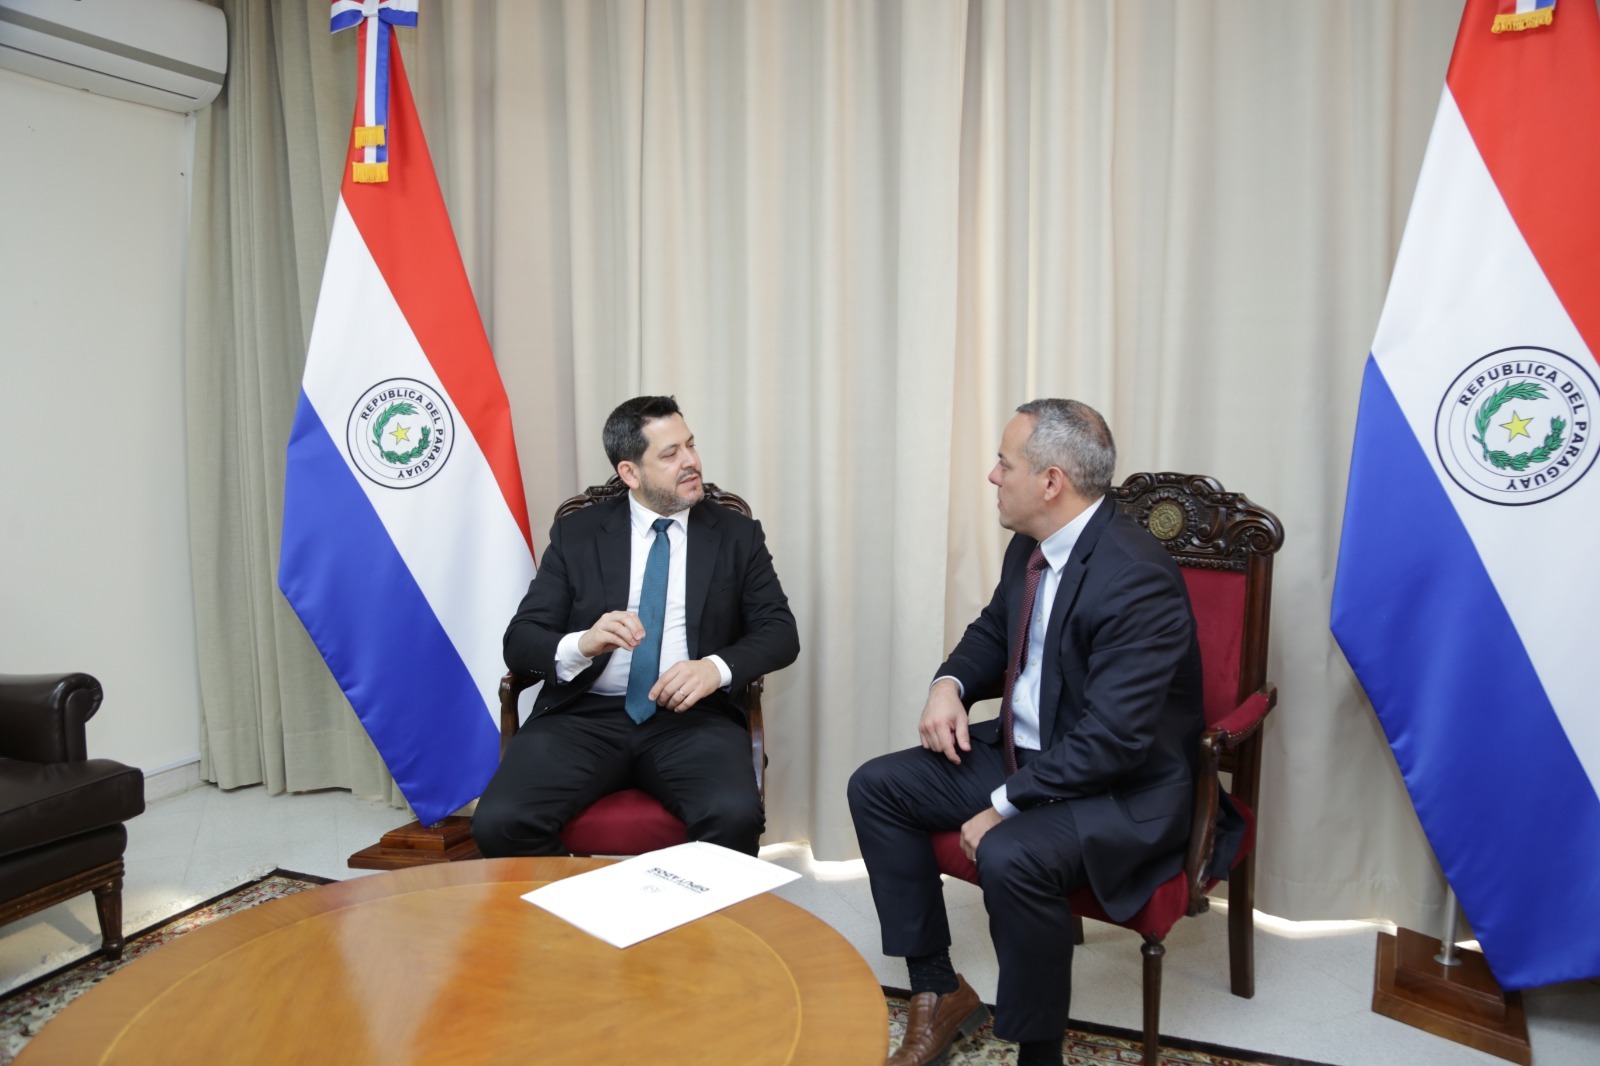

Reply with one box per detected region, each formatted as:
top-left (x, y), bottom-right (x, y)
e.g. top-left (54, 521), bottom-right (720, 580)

top-left (473, 699), bottom-right (763, 857)
top-left (848, 742), bottom-right (1089, 1043)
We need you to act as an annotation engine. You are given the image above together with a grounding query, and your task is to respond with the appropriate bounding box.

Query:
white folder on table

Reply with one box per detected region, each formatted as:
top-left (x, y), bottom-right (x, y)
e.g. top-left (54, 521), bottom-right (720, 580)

top-left (521, 841), bottom-right (801, 948)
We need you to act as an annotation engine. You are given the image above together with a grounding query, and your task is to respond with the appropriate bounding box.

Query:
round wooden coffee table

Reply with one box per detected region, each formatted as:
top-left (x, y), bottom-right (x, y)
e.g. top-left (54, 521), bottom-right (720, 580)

top-left (18, 858), bottom-right (888, 1064)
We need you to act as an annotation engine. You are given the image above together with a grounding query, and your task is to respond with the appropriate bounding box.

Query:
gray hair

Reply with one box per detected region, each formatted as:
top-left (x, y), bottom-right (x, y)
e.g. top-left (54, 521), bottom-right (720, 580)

top-left (1015, 399), bottom-right (1115, 499)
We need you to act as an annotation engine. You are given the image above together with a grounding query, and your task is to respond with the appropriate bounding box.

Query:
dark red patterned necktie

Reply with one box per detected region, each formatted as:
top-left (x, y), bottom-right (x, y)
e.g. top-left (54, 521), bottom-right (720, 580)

top-left (999, 547), bottom-right (1049, 776)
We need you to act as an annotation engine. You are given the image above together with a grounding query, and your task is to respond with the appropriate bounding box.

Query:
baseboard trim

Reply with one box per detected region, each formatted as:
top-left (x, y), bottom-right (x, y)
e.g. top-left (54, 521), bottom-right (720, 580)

top-left (143, 757), bottom-right (201, 802)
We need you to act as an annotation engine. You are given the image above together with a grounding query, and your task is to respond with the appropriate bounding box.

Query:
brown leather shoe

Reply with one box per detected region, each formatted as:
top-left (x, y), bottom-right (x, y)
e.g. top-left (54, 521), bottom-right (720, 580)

top-left (888, 974), bottom-right (988, 1066)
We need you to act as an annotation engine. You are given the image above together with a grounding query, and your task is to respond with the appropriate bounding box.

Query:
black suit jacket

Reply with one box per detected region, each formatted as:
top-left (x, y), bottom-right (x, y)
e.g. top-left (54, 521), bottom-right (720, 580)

top-left (504, 495), bottom-right (800, 723)
top-left (938, 499), bottom-right (1209, 921)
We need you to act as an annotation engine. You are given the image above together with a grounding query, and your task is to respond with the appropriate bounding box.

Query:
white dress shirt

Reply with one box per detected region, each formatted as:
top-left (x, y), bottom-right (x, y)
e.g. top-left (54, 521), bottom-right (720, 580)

top-left (987, 495), bottom-right (1104, 818)
top-left (553, 494), bottom-right (732, 694)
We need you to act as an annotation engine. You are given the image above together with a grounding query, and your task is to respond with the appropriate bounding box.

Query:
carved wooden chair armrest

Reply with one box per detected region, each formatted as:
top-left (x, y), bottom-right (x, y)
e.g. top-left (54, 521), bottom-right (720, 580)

top-left (1182, 682), bottom-right (1278, 912)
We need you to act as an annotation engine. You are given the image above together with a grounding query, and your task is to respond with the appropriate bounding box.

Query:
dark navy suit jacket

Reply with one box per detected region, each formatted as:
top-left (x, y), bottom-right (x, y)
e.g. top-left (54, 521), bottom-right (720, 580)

top-left (504, 495), bottom-right (799, 724)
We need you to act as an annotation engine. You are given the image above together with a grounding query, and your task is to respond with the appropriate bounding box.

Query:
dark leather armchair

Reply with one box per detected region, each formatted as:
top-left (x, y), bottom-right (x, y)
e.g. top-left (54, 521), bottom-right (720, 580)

top-left (930, 472), bottom-right (1284, 1063)
top-left (0, 673), bottom-right (146, 956)
top-left (499, 476), bottom-right (768, 856)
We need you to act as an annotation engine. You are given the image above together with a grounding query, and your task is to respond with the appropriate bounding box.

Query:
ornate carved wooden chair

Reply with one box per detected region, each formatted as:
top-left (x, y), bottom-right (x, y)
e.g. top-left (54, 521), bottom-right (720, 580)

top-left (498, 475), bottom-right (767, 856)
top-left (928, 472), bottom-right (1283, 1063)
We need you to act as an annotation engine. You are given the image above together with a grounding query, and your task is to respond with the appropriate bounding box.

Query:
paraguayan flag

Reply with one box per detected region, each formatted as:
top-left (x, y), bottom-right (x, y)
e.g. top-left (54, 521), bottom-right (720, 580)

top-left (1331, 0), bottom-right (1600, 989)
top-left (279, 2), bottom-right (535, 827)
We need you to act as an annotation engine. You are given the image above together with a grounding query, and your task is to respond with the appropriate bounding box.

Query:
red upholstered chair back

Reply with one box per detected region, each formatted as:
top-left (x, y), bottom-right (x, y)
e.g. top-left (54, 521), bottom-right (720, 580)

top-left (497, 476), bottom-right (767, 856)
top-left (1183, 568), bottom-right (1245, 728)
top-left (1109, 473), bottom-right (1282, 810)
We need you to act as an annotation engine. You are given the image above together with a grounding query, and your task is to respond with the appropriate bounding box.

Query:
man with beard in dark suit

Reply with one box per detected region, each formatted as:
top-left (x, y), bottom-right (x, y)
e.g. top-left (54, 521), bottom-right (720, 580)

top-left (473, 396), bottom-right (799, 858)
top-left (850, 399), bottom-right (1235, 1066)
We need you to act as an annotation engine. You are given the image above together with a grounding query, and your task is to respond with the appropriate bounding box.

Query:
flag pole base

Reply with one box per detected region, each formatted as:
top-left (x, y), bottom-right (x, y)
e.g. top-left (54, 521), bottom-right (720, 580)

top-left (347, 816), bottom-right (481, 870)
top-left (1373, 927), bottom-right (1531, 1065)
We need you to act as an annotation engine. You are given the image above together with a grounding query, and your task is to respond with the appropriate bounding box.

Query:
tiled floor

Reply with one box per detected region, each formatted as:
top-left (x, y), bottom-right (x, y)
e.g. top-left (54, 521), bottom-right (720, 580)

top-left (3, 784), bottom-right (1596, 1065)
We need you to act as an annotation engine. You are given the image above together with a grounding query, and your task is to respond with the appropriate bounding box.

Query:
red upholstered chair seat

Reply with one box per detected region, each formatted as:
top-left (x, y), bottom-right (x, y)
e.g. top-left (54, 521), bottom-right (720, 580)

top-left (558, 788), bottom-right (689, 856)
top-left (930, 796), bottom-right (1257, 940)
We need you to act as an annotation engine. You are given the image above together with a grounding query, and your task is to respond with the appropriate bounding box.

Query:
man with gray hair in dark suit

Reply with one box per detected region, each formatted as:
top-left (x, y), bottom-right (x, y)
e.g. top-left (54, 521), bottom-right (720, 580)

top-left (850, 399), bottom-right (1232, 1066)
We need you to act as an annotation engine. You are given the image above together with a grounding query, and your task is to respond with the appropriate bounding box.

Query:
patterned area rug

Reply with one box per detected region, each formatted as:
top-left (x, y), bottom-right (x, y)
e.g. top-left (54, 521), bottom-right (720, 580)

top-left (0, 870), bottom-right (330, 1065)
top-left (885, 990), bottom-right (1334, 1066)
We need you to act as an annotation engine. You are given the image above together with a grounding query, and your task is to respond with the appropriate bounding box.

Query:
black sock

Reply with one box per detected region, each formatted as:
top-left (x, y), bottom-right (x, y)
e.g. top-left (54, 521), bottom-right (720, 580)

top-left (1017, 1038), bottom-right (1064, 1066)
top-left (905, 951), bottom-right (958, 996)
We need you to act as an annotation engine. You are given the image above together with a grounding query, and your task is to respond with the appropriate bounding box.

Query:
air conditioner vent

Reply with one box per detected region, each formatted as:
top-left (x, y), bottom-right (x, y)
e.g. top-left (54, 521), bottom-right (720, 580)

top-left (0, 0), bottom-right (226, 114)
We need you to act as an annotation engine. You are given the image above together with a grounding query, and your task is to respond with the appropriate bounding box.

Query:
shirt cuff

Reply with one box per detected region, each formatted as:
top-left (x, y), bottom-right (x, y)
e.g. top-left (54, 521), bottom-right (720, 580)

top-left (932, 675), bottom-right (965, 700)
top-left (990, 783), bottom-right (1020, 819)
top-left (554, 632), bottom-right (594, 683)
top-left (707, 654), bottom-right (733, 689)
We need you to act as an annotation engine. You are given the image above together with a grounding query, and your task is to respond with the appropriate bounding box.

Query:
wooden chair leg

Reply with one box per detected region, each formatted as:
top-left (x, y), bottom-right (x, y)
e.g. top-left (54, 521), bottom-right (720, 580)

top-left (92, 874), bottom-right (125, 958)
top-left (1071, 914), bottom-right (1085, 945)
top-left (1141, 934), bottom-right (1164, 1064)
top-left (1228, 853), bottom-right (1256, 998)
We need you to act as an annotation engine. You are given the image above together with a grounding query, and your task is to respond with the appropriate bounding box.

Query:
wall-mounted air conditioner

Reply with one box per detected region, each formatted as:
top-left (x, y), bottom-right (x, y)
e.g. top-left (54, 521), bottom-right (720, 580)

top-left (0, 0), bottom-right (226, 114)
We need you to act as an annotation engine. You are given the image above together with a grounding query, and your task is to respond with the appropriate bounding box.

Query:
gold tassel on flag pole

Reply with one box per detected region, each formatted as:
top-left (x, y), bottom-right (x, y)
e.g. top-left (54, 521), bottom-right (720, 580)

top-left (334, 1), bottom-right (418, 185)
top-left (1492, 0), bottom-right (1556, 34)
top-left (1493, 9), bottom-right (1554, 32)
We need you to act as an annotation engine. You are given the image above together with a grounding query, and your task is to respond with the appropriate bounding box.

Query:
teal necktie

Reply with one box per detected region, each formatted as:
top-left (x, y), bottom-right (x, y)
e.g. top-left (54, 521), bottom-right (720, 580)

top-left (625, 518), bottom-right (673, 723)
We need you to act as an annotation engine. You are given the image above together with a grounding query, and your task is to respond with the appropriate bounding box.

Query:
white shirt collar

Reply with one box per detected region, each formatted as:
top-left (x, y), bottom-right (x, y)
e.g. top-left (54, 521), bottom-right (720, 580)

top-left (1037, 494), bottom-right (1104, 572)
top-left (628, 492), bottom-right (690, 536)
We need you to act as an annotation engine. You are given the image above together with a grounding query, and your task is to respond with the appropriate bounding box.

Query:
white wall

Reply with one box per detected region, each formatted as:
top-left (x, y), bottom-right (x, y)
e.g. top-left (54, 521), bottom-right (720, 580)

top-left (0, 66), bottom-right (202, 774)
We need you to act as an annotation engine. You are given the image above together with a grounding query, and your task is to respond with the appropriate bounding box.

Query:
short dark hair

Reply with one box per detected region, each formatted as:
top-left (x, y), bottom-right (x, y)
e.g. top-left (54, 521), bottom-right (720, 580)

top-left (602, 395), bottom-right (683, 469)
top-left (1015, 398), bottom-right (1116, 499)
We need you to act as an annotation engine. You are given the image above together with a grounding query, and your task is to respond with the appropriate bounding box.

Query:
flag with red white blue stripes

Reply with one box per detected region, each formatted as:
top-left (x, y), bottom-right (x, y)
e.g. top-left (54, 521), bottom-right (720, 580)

top-left (279, 3), bottom-right (535, 826)
top-left (1332, 0), bottom-right (1600, 989)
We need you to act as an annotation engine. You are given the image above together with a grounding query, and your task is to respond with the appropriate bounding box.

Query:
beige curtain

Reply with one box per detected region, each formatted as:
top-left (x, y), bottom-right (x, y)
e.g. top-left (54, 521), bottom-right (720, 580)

top-left (187, 0), bottom-right (1465, 931)
top-left (186, 1), bottom-right (406, 807)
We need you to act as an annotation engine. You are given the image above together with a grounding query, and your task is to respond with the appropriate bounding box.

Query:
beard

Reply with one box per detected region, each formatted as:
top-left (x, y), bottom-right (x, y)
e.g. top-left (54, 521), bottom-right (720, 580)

top-left (639, 470), bottom-right (704, 515)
